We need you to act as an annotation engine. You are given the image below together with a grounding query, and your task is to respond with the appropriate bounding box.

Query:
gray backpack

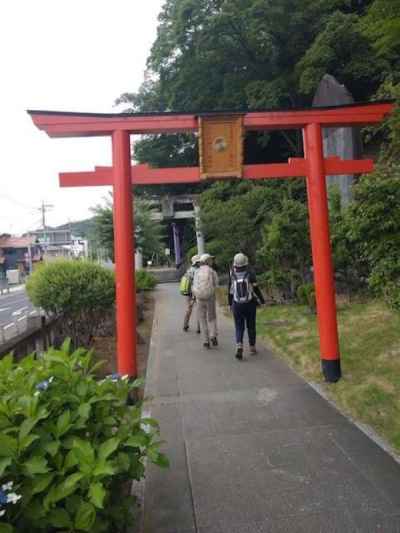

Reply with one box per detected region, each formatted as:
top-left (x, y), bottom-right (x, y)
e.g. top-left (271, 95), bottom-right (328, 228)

top-left (231, 270), bottom-right (252, 303)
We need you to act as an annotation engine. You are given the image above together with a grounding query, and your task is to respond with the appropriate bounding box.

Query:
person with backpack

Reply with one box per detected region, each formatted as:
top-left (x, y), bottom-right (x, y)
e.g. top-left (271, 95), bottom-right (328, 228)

top-left (228, 252), bottom-right (265, 360)
top-left (192, 253), bottom-right (219, 349)
top-left (182, 254), bottom-right (201, 333)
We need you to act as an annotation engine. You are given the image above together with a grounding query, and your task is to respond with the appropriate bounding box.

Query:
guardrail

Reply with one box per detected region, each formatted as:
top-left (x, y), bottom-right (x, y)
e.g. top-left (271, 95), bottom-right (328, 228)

top-left (0, 313), bottom-right (63, 361)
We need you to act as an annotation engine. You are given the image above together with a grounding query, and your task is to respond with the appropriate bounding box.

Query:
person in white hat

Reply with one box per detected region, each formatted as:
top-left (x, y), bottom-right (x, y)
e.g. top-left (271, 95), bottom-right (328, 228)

top-left (228, 252), bottom-right (265, 360)
top-left (183, 254), bottom-right (201, 333)
top-left (192, 253), bottom-right (219, 349)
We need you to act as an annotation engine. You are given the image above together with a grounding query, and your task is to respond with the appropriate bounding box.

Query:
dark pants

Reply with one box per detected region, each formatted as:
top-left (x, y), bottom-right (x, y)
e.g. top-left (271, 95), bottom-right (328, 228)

top-left (232, 300), bottom-right (257, 347)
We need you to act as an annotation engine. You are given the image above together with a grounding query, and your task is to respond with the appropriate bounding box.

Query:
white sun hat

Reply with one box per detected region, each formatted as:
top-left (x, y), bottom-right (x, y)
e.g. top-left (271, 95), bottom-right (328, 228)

top-left (200, 253), bottom-right (214, 263)
top-left (233, 252), bottom-right (249, 267)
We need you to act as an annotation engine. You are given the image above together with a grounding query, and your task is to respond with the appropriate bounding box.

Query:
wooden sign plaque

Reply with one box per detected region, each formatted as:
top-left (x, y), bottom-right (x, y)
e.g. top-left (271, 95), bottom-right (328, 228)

top-left (198, 115), bottom-right (244, 179)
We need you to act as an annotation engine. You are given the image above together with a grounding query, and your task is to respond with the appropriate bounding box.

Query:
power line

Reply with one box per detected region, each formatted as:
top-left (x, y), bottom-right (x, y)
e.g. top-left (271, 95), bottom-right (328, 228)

top-left (0, 193), bottom-right (36, 212)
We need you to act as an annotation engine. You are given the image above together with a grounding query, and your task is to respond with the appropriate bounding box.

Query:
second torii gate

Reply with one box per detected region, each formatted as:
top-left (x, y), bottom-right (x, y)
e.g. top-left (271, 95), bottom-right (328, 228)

top-left (28, 102), bottom-right (393, 382)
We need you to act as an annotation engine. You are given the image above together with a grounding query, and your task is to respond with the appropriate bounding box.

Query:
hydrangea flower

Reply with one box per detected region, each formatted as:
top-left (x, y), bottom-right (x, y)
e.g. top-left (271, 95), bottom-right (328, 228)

top-left (99, 373), bottom-right (129, 385)
top-left (7, 493), bottom-right (21, 505)
top-left (35, 376), bottom-right (54, 392)
top-left (0, 482), bottom-right (21, 517)
top-left (0, 489), bottom-right (8, 506)
top-left (107, 373), bottom-right (129, 382)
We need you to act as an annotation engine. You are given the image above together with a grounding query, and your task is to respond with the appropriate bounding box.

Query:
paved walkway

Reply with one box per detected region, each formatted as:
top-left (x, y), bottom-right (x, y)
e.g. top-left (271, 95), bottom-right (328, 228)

top-left (142, 284), bottom-right (400, 533)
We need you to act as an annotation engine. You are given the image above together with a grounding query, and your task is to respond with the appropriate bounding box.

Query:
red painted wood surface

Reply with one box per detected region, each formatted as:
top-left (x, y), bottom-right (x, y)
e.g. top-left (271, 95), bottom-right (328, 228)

top-left (112, 130), bottom-right (136, 377)
top-left (305, 123), bottom-right (340, 380)
top-left (29, 102), bottom-right (393, 137)
top-left (59, 158), bottom-right (374, 187)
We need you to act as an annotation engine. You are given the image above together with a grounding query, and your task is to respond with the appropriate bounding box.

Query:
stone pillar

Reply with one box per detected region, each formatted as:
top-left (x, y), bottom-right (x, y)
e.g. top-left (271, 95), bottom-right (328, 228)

top-left (135, 250), bottom-right (143, 270)
top-left (312, 74), bottom-right (361, 207)
top-left (193, 198), bottom-right (205, 256)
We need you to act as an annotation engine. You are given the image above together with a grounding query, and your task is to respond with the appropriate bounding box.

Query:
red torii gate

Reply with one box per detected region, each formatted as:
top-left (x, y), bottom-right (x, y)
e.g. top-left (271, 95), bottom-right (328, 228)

top-left (28, 102), bottom-right (393, 383)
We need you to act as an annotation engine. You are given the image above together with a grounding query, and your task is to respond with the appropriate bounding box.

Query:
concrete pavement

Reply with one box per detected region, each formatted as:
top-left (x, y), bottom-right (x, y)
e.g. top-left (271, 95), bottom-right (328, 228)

top-left (142, 284), bottom-right (400, 533)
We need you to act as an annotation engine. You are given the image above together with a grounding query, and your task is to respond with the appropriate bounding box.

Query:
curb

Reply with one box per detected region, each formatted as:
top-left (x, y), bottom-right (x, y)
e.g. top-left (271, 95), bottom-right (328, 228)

top-left (130, 287), bottom-right (162, 533)
top-left (0, 284), bottom-right (25, 296)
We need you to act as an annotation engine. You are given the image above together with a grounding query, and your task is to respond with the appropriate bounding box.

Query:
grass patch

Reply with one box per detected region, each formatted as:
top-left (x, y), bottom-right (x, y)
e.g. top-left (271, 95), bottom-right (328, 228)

top-left (257, 299), bottom-right (400, 453)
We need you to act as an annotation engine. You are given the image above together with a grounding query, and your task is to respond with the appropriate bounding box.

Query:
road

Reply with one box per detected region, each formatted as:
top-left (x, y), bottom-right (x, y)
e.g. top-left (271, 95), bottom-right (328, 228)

top-left (0, 288), bottom-right (37, 328)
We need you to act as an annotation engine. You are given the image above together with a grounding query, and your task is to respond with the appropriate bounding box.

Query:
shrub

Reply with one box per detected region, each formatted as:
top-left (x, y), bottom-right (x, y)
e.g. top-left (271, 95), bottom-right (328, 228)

top-left (345, 167), bottom-right (400, 293)
top-left (135, 270), bottom-right (157, 291)
top-left (257, 199), bottom-right (311, 299)
top-left (26, 261), bottom-right (115, 347)
top-left (383, 283), bottom-right (400, 312)
top-left (297, 283), bottom-right (316, 313)
top-left (0, 341), bottom-right (168, 532)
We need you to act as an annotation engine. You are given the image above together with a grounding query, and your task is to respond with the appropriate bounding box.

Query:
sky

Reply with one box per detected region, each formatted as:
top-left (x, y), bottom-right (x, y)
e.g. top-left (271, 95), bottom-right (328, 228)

top-left (0, 0), bottom-right (164, 235)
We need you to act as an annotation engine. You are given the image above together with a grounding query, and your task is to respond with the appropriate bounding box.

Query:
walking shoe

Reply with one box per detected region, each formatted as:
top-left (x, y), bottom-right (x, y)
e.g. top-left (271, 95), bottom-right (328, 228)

top-left (250, 346), bottom-right (257, 355)
top-left (203, 342), bottom-right (210, 349)
top-left (183, 325), bottom-right (189, 332)
top-left (211, 337), bottom-right (218, 346)
top-left (235, 347), bottom-right (243, 360)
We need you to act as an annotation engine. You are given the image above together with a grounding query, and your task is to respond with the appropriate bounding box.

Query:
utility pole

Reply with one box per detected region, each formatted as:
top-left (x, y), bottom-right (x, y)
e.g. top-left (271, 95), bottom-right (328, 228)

top-left (27, 234), bottom-right (33, 275)
top-left (38, 201), bottom-right (54, 252)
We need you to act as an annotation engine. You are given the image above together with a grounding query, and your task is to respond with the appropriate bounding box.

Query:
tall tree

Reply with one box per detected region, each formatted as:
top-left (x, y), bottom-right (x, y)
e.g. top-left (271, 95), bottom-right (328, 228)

top-left (119, 0), bottom-right (382, 172)
top-left (297, 11), bottom-right (385, 99)
top-left (362, 0), bottom-right (400, 58)
top-left (91, 194), bottom-right (164, 262)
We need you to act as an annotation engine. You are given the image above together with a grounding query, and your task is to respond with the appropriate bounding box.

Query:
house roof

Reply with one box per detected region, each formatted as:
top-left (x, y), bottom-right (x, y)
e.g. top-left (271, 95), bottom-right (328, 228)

top-left (0, 236), bottom-right (35, 249)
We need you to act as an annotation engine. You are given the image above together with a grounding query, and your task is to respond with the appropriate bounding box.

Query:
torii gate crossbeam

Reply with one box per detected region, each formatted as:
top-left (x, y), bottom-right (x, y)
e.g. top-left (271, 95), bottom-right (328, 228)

top-left (28, 102), bottom-right (393, 382)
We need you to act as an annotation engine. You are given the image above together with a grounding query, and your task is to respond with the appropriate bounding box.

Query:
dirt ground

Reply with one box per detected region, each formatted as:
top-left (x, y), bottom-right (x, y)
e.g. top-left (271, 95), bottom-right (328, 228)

top-left (91, 293), bottom-right (155, 382)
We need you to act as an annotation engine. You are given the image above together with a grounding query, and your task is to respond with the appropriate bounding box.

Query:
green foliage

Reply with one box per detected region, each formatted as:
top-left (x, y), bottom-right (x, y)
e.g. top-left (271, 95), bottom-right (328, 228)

top-left (135, 134), bottom-right (198, 168)
top-left (91, 194), bottom-right (164, 262)
top-left (326, 165), bottom-right (400, 310)
top-left (135, 270), bottom-right (157, 291)
top-left (361, 0), bottom-right (400, 57)
top-left (372, 80), bottom-right (400, 163)
top-left (348, 168), bottom-right (400, 276)
top-left (328, 186), bottom-right (368, 293)
top-left (297, 11), bottom-right (384, 99)
top-left (26, 261), bottom-right (115, 346)
top-left (296, 283), bottom-right (316, 312)
top-left (0, 343), bottom-right (168, 532)
top-left (90, 197), bottom-right (114, 261)
top-left (146, 0), bottom-right (354, 111)
top-left (200, 179), bottom-right (299, 271)
top-left (257, 198), bottom-right (311, 299)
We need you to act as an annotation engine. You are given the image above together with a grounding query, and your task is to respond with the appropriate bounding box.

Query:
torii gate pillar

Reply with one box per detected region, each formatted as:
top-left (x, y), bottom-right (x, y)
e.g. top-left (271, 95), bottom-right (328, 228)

top-left (112, 130), bottom-right (136, 376)
top-left (305, 123), bottom-right (340, 381)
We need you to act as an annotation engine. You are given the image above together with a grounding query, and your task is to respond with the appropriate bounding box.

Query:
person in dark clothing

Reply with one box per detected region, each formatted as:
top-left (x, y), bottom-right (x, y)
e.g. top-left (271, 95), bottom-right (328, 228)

top-left (228, 253), bottom-right (265, 360)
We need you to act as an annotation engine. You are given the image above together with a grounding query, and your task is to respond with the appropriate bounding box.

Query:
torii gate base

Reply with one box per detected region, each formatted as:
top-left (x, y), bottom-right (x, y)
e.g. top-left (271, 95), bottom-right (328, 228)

top-left (29, 102), bottom-right (393, 383)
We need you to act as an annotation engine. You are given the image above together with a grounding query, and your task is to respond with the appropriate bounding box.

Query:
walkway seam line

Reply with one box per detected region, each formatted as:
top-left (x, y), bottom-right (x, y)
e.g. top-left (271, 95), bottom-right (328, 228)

top-left (183, 436), bottom-right (199, 533)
